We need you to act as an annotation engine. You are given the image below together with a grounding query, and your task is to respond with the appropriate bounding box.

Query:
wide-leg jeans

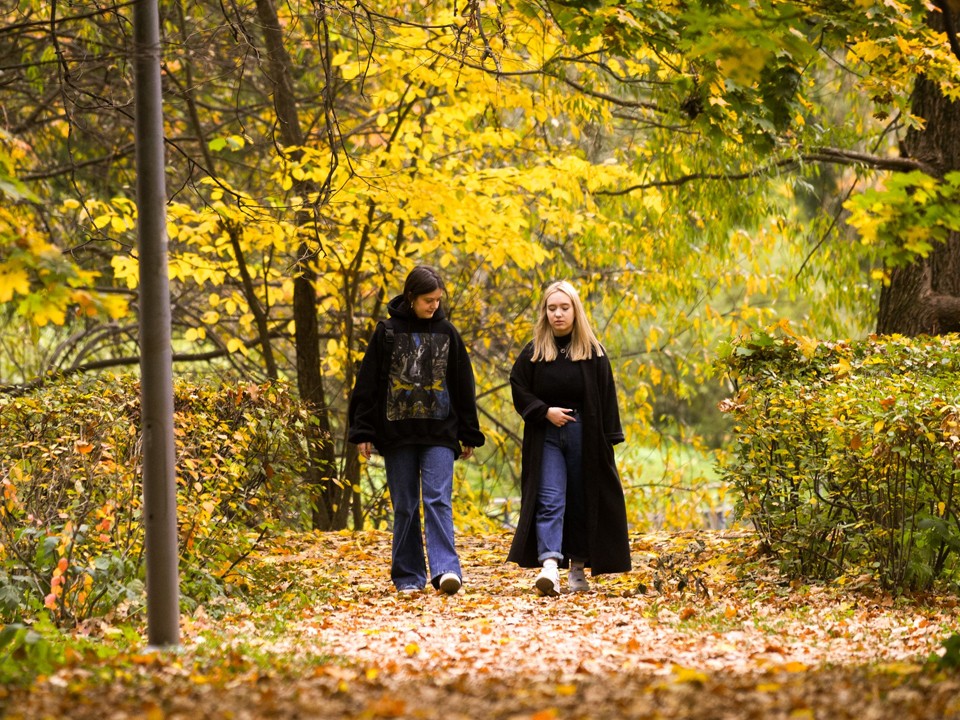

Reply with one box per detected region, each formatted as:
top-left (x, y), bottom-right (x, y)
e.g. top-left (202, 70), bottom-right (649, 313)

top-left (535, 415), bottom-right (584, 563)
top-left (384, 444), bottom-right (461, 589)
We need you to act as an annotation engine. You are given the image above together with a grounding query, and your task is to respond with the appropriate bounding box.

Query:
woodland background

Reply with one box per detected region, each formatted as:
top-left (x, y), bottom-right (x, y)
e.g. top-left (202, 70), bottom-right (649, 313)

top-left (7, 2), bottom-right (960, 715)
top-left (5, 0), bottom-right (960, 641)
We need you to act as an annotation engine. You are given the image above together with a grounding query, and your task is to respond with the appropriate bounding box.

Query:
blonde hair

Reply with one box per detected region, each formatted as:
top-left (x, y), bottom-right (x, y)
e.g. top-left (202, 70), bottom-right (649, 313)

top-left (531, 281), bottom-right (604, 362)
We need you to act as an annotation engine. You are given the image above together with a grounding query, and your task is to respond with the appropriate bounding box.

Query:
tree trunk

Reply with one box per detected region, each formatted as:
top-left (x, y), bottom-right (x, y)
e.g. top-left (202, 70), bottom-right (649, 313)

top-left (877, 11), bottom-right (960, 335)
top-left (254, 0), bottom-right (350, 529)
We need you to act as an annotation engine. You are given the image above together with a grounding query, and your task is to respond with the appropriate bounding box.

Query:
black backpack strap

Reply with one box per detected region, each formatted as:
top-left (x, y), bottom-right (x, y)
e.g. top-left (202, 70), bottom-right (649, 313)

top-left (379, 319), bottom-right (395, 386)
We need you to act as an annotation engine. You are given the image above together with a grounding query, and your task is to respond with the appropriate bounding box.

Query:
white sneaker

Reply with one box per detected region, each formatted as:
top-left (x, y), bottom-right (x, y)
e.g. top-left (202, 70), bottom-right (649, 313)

top-left (568, 563), bottom-right (589, 593)
top-left (438, 573), bottom-right (461, 595)
top-left (535, 565), bottom-right (560, 596)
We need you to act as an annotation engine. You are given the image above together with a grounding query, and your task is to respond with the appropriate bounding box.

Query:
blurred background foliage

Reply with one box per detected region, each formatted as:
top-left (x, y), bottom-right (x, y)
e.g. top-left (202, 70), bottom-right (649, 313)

top-left (5, 0), bottom-right (960, 621)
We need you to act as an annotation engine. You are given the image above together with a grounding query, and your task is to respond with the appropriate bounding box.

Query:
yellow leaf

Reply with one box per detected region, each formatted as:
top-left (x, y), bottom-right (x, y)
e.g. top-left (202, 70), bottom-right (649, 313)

top-left (670, 665), bottom-right (708, 684)
top-left (340, 62), bottom-right (362, 81)
top-left (111, 256), bottom-right (140, 290)
top-left (29, 301), bottom-right (66, 327)
top-left (0, 268), bottom-right (30, 302)
top-left (831, 358), bottom-right (851, 376)
top-left (331, 50), bottom-right (352, 67)
top-left (404, 642), bottom-right (419, 656)
top-left (878, 661), bottom-right (922, 675)
top-left (101, 294), bottom-right (130, 319)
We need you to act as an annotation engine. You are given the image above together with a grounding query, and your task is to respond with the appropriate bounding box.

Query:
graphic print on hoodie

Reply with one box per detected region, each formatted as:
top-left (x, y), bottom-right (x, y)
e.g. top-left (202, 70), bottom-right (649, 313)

top-left (386, 331), bottom-right (451, 421)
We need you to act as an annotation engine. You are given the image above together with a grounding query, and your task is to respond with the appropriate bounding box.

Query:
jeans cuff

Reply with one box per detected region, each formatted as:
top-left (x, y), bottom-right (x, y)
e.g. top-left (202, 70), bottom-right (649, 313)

top-left (537, 552), bottom-right (563, 563)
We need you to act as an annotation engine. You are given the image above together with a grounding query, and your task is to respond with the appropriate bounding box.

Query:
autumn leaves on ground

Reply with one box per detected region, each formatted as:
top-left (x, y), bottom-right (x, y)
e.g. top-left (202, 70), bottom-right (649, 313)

top-left (4, 530), bottom-right (960, 720)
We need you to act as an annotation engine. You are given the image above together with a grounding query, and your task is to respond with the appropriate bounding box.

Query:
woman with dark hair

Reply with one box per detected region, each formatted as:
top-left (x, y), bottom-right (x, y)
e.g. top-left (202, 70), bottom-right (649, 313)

top-left (348, 266), bottom-right (485, 594)
top-left (507, 280), bottom-right (631, 595)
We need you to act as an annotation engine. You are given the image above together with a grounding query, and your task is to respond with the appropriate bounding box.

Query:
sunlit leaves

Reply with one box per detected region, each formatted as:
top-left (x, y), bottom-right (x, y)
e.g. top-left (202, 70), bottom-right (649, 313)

top-left (0, 200), bottom-right (124, 326)
top-left (4, 0), bottom-right (947, 531)
top-left (845, 171), bottom-right (960, 273)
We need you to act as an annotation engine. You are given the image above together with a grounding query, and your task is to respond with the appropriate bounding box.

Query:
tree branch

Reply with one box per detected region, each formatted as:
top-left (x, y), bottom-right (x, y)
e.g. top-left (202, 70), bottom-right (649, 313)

top-left (0, 330), bottom-right (289, 397)
top-left (595, 148), bottom-right (935, 196)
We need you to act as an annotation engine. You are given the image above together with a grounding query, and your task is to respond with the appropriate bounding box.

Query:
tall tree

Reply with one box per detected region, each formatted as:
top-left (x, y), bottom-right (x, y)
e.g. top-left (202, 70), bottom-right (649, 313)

top-left (250, 0), bottom-right (345, 528)
top-left (876, 5), bottom-right (960, 334)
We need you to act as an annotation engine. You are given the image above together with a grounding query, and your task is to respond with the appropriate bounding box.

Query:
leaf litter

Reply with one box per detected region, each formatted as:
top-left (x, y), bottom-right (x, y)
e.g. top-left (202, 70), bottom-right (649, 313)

top-left (4, 529), bottom-right (960, 719)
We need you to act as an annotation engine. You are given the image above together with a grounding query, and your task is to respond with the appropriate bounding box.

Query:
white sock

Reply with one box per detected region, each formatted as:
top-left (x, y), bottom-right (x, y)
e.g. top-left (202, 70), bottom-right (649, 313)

top-left (543, 558), bottom-right (558, 570)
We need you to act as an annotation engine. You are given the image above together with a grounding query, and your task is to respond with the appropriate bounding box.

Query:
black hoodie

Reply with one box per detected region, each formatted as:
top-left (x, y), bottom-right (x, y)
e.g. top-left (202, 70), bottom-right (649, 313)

top-left (348, 295), bottom-right (485, 455)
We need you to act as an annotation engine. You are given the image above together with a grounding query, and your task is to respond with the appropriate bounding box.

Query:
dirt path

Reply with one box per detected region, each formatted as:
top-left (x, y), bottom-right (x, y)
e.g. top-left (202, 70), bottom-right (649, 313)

top-left (5, 530), bottom-right (960, 719)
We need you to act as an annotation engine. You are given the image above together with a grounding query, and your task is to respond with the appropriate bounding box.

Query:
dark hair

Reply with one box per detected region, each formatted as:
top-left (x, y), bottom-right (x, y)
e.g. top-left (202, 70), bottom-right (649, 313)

top-left (403, 265), bottom-right (445, 303)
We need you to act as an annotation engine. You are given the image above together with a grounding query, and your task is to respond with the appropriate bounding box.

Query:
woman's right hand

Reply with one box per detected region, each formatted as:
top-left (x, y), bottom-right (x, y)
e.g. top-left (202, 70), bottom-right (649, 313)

top-left (546, 407), bottom-right (576, 427)
top-left (358, 442), bottom-right (373, 459)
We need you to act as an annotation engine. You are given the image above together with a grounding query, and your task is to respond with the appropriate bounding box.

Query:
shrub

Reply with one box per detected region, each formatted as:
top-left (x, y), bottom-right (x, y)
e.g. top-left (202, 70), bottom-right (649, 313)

top-left (718, 330), bottom-right (960, 592)
top-left (0, 374), bottom-right (311, 626)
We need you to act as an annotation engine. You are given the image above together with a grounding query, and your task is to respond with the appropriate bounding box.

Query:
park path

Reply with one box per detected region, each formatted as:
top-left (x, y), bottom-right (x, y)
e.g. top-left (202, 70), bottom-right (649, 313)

top-left (5, 529), bottom-right (960, 719)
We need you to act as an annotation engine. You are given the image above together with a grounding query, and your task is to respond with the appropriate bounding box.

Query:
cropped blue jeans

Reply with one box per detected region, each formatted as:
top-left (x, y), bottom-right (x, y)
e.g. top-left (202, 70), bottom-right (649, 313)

top-left (536, 414), bottom-right (585, 563)
top-left (383, 445), bottom-right (460, 590)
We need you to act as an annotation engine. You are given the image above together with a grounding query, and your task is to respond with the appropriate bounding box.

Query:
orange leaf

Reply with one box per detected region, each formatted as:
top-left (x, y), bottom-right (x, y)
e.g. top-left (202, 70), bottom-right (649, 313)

top-left (531, 711), bottom-right (558, 720)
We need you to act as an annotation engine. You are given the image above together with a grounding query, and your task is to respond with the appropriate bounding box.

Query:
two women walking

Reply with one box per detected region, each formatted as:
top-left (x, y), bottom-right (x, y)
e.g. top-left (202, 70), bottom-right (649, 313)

top-left (348, 268), bottom-right (631, 595)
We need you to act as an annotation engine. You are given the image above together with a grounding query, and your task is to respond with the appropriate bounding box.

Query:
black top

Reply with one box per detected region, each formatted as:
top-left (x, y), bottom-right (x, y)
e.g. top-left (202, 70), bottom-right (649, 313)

top-left (508, 340), bottom-right (631, 573)
top-left (348, 295), bottom-right (486, 455)
top-left (532, 334), bottom-right (584, 411)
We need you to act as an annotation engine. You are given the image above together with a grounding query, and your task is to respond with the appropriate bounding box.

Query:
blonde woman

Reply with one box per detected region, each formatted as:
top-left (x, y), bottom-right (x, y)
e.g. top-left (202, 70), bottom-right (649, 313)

top-left (507, 281), bottom-right (631, 595)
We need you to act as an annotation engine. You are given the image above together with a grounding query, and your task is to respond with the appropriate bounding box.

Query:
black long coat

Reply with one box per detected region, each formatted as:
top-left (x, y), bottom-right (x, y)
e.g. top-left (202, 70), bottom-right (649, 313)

top-left (506, 342), bottom-right (632, 575)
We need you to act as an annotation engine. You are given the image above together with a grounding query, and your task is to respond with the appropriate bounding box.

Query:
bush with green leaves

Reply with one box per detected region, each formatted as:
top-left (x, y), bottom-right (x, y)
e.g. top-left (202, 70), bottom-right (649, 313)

top-left (0, 374), bottom-right (312, 626)
top-left (718, 330), bottom-right (960, 592)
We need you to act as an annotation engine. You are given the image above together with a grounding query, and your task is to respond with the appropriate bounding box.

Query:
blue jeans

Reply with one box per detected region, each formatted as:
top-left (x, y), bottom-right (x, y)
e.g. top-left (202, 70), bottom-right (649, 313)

top-left (536, 415), bottom-right (585, 563)
top-left (383, 445), bottom-right (460, 589)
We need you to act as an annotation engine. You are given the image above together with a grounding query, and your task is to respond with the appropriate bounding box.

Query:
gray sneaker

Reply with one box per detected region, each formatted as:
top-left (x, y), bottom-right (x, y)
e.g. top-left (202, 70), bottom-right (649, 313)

top-left (535, 566), bottom-right (560, 596)
top-left (568, 564), bottom-right (589, 593)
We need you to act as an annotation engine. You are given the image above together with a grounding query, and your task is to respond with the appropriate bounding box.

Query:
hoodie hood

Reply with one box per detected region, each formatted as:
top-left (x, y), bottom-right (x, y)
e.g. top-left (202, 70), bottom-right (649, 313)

top-left (386, 293), bottom-right (447, 323)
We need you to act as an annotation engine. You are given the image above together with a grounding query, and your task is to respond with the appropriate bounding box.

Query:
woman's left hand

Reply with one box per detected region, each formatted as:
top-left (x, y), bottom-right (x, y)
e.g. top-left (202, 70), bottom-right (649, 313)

top-left (460, 446), bottom-right (474, 460)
